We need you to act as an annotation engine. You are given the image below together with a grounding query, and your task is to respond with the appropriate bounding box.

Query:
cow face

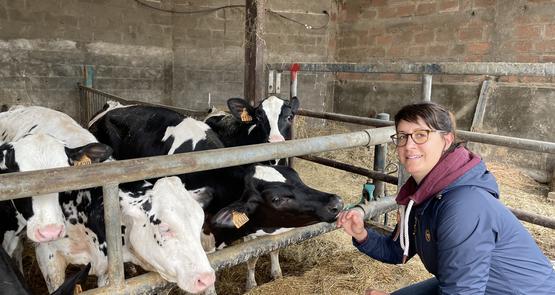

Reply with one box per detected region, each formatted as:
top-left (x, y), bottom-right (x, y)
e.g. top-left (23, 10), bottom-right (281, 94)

top-left (227, 96), bottom-right (299, 143)
top-left (212, 165), bottom-right (344, 230)
top-left (120, 177), bottom-right (215, 294)
top-left (0, 134), bottom-right (112, 243)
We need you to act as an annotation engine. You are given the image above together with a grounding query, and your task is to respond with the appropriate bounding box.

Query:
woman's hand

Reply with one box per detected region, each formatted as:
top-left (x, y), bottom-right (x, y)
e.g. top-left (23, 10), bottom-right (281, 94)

top-left (336, 208), bottom-right (368, 242)
top-left (364, 288), bottom-right (389, 295)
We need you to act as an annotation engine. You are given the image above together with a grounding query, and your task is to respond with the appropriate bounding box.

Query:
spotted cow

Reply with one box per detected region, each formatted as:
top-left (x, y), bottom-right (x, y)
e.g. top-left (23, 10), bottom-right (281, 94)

top-left (36, 177), bottom-right (215, 293)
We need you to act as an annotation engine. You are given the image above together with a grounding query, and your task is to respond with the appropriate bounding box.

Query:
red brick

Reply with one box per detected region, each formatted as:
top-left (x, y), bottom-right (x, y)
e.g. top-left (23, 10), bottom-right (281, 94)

top-left (515, 55), bottom-right (540, 62)
top-left (467, 42), bottom-right (491, 54)
top-left (514, 25), bottom-right (542, 39)
top-left (439, 0), bottom-right (460, 13)
top-left (459, 28), bottom-right (483, 41)
top-left (376, 35), bottom-right (393, 45)
top-left (473, 0), bottom-right (496, 8)
top-left (415, 3), bottom-right (437, 15)
top-left (427, 45), bottom-right (450, 56)
top-left (542, 55), bottom-right (555, 62)
top-left (508, 41), bottom-right (534, 52)
top-left (436, 28), bottom-right (457, 42)
top-left (397, 4), bottom-right (416, 17)
top-left (406, 46), bottom-right (426, 57)
top-left (387, 45), bottom-right (407, 57)
top-left (414, 31), bottom-right (435, 44)
top-left (545, 24), bottom-right (555, 39)
top-left (535, 40), bottom-right (555, 53)
top-left (371, 0), bottom-right (387, 6)
top-left (378, 7), bottom-right (397, 19)
top-left (378, 73), bottom-right (401, 81)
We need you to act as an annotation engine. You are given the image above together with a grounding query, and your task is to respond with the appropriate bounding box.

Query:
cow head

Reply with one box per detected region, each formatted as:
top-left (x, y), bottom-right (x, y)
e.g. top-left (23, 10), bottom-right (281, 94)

top-left (120, 177), bottom-right (215, 294)
top-left (0, 133), bottom-right (112, 243)
top-left (212, 165), bottom-right (343, 231)
top-left (227, 96), bottom-right (299, 143)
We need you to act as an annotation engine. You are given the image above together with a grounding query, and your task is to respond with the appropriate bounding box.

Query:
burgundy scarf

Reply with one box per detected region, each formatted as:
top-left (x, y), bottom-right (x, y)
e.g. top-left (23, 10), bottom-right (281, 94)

top-left (396, 146), bottom-right (481, 206)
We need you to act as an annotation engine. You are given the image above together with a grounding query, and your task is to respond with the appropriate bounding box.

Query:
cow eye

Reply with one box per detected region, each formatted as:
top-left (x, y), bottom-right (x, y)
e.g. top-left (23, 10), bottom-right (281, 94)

top-left (272, 197), bottom-right (281, 203)
top-left (286, 115), bottom-right (293, 122)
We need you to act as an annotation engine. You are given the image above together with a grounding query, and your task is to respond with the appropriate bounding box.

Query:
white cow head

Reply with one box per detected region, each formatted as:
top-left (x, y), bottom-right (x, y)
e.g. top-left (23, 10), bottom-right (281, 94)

top-left (120, 177), bottom-right (215, 293)
top-left (0, 133), bottom-right (112, 243)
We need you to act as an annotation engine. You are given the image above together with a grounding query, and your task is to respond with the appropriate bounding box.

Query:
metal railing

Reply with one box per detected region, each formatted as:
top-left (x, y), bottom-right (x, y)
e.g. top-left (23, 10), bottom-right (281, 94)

top-left (0, 122), bottom-right (394, 294)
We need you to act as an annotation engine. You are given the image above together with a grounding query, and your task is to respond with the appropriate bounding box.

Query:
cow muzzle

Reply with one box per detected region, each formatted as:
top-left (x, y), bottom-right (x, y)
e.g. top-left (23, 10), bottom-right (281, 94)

top-left (35, 224), bottom-right (65, 242)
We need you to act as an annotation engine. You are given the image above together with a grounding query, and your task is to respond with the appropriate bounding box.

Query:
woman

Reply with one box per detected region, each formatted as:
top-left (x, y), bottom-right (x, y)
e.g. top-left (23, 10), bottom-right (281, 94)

top-left (337, 102), bottom-right (555, 295)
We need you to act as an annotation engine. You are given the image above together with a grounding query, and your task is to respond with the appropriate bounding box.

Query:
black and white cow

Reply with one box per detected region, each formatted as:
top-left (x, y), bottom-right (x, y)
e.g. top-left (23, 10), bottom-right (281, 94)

top-left (36, 177), bottom-right (215, 293)
top-left (204, 96), bottom-right (299, 147)
top-left (89, 102), bottom-right (343, 291)
top-left (0, 105), bottom-right (113, 246)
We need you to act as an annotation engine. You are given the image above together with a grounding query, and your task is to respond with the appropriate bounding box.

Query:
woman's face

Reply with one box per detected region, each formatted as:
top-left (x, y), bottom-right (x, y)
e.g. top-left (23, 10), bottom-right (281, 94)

top-left (396, 118), bottom-right (453, 183)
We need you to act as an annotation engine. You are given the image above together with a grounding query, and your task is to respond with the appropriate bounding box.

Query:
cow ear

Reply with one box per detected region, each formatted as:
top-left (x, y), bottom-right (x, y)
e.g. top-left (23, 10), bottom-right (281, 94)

top-left (211, 201), bottom-right (258, 229)
top-left (227, 98), bottom-right (255, 123)
top-left (66, 143), bottom-right (113, 166)
top-left (289, 97), bottom-right (300, 114)
top-left (0, 144), bottom-right (18, 172)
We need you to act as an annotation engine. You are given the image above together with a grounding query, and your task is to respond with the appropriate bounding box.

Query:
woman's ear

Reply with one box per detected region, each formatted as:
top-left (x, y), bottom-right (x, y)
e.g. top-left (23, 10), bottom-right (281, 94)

top-left (443, 132), bottom-right (455, 151)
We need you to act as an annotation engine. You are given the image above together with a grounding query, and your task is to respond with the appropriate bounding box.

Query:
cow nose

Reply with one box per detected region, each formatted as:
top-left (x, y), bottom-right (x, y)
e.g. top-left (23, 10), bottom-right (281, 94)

top-left (193, 271), bottom-right (216, 292)
top-left (35, 224), bottom-right (65, 242)
top-left (268, 134), bottom-right (285, 142)
top-left (327, 196), bottom-right (344, 216)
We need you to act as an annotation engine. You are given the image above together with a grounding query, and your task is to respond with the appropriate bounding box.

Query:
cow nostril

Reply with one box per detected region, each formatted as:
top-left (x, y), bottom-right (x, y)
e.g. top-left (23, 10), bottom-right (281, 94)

top-left (195, 272), bottom-right (216, 289)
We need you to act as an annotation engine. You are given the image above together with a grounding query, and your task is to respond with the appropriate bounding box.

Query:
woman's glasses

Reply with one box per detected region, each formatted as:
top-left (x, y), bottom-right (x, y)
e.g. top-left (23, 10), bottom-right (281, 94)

top-left (390, 129), bottom-right (445, 147)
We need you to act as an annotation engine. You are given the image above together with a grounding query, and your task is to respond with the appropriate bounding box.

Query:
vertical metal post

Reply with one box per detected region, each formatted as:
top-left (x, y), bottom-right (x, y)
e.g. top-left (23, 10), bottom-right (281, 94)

top-left (372, 113), bottom-right (389, 222)
top-left (244, 0), bottom-right (266, 105)
top-left (103, 183), bottom-right (125, 290)
top-left (421, 74), bottom-right (432, 101)
top-left (290, 63), bottom-right (299, 98)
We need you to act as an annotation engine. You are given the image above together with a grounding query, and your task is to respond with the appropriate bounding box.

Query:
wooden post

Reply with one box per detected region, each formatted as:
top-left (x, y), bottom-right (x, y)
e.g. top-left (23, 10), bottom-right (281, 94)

top-left (244, 0), bottom-right (266, 106)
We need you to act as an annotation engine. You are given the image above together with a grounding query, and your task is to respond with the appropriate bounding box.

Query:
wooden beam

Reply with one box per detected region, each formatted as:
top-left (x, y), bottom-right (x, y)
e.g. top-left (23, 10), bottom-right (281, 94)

top-left (244, 0), bottom-right (266, 105)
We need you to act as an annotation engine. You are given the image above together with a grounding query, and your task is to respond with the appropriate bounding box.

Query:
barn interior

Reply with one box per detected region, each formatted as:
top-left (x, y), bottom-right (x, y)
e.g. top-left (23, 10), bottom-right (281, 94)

top-left (0, 0), bottom-right (554, 294)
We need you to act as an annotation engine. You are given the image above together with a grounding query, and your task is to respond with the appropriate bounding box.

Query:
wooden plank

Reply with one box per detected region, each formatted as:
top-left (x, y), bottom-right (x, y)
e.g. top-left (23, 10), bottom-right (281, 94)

top-left (471, 76), bottom-right (495, 132)
top-left (244, 0), bottom-right (266, 105)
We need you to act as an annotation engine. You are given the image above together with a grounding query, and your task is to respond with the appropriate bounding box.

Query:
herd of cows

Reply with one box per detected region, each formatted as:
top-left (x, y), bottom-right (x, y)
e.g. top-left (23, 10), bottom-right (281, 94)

top-left (0, 96), bottom-right (344, 294)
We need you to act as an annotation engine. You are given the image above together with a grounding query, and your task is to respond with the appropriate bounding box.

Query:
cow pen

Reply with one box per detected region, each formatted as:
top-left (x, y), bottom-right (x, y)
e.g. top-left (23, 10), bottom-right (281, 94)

top-left (67, 61), bottom-right (555, 293)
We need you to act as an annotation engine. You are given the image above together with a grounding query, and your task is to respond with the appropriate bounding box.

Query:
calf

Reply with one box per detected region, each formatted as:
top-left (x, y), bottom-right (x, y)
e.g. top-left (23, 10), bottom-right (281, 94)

top-left (36, 177), bottom-right (215, 294)
top-left (0, 106), bottom-right (112, 244)
top-left (89, 102), bottom-right (343, 291)
top-left (204, 96), bottom-right (299, 147)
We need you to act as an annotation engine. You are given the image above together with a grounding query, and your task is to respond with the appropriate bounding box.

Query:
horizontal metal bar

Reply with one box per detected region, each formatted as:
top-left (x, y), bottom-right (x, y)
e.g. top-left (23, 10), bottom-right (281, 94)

top-left (297, 109), bottom-right (393, 127)
top-left (297, 110), bottom-right (555, 154)
top-left (81, 197), bottom-right (397, 295)
top-left (457, 130), bottom-right (555, 154)
top-left (0, 127), bottom-right (395, 200)
top-left (510, 208), bottom-right (555, 229)
top-left (267, 62), bottom-right (555, 76)
top-left (298, 155), bottom-right (398, 184)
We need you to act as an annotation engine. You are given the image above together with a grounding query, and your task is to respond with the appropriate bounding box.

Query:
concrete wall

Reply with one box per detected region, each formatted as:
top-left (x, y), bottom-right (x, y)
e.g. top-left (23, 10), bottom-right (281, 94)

top-left (0, 0), bottom-right (335, 119)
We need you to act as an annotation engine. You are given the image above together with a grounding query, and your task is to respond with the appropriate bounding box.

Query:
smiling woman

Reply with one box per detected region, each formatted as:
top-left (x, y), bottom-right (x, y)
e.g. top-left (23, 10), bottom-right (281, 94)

top-left (337, 102), bottom-right (555, 295)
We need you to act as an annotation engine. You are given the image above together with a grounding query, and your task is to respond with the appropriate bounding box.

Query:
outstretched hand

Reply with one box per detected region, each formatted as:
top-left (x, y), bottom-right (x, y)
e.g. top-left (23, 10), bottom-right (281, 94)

top-left (336, 208), bottom-right (368, 242)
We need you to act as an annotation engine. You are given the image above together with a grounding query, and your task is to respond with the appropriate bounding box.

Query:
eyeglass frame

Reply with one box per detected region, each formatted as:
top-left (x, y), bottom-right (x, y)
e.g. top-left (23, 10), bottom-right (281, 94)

top-left (390, 129), bottom-right (447, 147)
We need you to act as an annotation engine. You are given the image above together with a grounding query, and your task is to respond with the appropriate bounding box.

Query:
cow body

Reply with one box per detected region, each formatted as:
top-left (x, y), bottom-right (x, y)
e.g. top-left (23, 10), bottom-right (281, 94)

top-left (37, 177), bottom-right (215, 293)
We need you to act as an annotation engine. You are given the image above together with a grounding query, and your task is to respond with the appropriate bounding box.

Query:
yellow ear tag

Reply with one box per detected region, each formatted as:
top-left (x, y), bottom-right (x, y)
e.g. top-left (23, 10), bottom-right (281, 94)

top-left (73, 155), bottom-right (92, 166)
top-left (231, 211), bottom-right (249, 228)
top-left (240, 108), bottom-right (252, 122)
